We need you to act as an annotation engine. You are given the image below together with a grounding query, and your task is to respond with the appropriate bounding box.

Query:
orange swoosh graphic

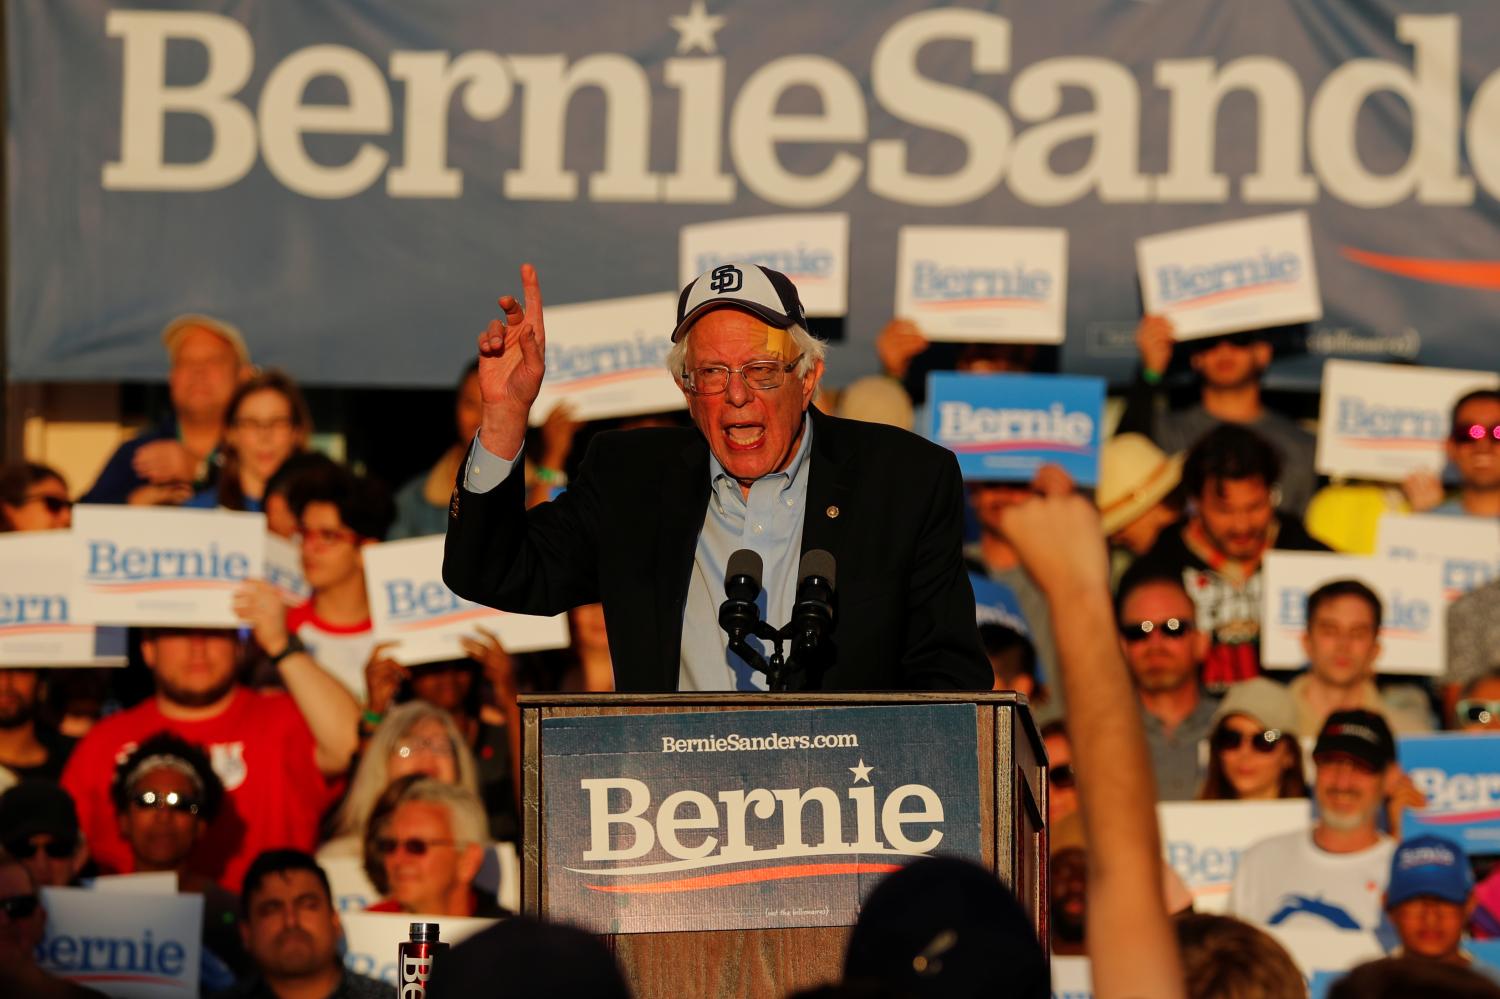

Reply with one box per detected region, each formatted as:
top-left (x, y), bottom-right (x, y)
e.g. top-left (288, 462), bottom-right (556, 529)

top-left (1341, 247), bottom-right (1500, 290)
top-left (585, 861), bottom-right (901, 894)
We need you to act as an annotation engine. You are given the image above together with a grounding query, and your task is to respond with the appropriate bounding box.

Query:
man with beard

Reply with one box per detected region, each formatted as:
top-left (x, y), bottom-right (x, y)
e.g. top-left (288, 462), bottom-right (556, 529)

top-left (216, 849), bottom-right (392, 999)
top-left (0, 668), bottom-right (75, 782)
top-left (62, 627), bottom-right (358, 890)
top-left (1124, 424), bottom-right (1327, 689)
top-left (1117, 572), bottom-right (1219, 801)
top-left (1117, 317), bottom-right (1316, 515)
top-left (1228, 710), bottom-right (1399, 931)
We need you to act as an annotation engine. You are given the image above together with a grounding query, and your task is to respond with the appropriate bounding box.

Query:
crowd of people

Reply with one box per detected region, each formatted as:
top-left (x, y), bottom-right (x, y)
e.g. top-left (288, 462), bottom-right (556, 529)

top-left (2, 289), bottom-right (1499, 998)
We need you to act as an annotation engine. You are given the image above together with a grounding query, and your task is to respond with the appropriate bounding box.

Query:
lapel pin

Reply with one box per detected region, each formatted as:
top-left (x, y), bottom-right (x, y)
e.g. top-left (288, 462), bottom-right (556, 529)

top-left (826, 505), bottom-right (839, 519)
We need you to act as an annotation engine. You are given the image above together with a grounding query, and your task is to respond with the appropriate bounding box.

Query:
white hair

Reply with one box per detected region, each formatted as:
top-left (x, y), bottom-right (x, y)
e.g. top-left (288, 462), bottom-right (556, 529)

top-left (391, 777), bottom-right (490, 847)
top-left (666, 322), bottom-right (826, 382)
top-left (333, 701), bottom-right (480, 839)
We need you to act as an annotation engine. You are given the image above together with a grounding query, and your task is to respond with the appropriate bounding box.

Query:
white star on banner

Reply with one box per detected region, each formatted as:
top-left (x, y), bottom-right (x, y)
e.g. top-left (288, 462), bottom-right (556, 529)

top-left (849, 759), bottom-right (873, 784)
top-left (669, 0), bottom-right (726, 55)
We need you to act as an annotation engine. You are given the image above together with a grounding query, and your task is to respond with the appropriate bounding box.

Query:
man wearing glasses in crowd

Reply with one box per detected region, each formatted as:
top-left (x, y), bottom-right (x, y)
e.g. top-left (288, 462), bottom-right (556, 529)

top-left (444, 262), bottom-right (990, 692)
top-left (1116, 571), bottom-right (1218, 801)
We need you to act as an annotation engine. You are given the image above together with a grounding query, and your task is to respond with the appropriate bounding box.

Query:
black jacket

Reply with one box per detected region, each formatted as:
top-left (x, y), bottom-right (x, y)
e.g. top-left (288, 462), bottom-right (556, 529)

top-left (443, 408), bottom-right (990, 692)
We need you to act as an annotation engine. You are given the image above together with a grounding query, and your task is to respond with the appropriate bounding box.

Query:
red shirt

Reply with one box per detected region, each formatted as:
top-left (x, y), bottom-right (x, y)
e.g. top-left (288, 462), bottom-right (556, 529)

top-left (62, 688), bottom-right (335, 891)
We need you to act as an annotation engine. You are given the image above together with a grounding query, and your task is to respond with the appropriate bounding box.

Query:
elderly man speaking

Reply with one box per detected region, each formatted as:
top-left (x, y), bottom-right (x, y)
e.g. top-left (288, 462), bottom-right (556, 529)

top-left (443, 263), bottom-right (989, 693)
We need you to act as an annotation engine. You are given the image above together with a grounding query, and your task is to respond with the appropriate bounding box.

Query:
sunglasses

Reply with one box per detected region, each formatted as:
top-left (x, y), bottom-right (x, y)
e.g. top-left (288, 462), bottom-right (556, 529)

top-left (1456, 699), bottom-right (1500, 726)
top-left (1118, 617), bottom-right (1194, 642)
top-left (1212, 727), bottom-right (1285, 754)
top-left (130, 790), bottom-right (201, 815)
top-left (1049, 763), bottom-right (1076, 789)
top-left (3, 837), bottom-right (76, 860)
top-left (373, 837), bottom-right (455, 858)
top-left (24, 495), bottom-right (73, 514)
top-left (1452, 424), bottom-right (1500, 445)
top-left (0, 894), bottom-right (40, 920)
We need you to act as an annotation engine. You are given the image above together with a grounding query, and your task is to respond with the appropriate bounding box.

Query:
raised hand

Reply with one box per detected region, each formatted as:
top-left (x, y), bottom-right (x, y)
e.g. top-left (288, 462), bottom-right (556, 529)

top-left (476, 263), bottom-right (547, 460)
top-left (1136, 314), bottom-right (1175, 378)
top-left (876, 318), bottom-right (930, 380)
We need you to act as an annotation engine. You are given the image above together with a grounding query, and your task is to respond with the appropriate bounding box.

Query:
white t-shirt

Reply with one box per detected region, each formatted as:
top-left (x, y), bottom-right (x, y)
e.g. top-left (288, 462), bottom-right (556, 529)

top-left (287, 600), bottom-right (374, 704)
top-left (1227, 829), bottom-right (1394, 932)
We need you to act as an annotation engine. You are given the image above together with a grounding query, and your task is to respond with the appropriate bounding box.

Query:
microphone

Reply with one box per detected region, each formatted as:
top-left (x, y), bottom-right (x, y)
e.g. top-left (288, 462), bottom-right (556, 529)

top-left (789, 549), bottom-right (836, 658)
top-left (719, 549), bottom-right (764, 642)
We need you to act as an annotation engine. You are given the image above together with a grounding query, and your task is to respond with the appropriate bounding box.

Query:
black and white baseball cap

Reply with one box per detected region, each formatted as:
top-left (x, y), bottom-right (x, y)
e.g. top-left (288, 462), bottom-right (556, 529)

top-left (671, 262), bottom-right (808, 343)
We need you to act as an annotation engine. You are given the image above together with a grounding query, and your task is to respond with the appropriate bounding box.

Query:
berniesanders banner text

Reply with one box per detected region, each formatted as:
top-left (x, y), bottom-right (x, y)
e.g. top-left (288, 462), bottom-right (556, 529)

top-left (9, 2), bottom-right (1500, 387)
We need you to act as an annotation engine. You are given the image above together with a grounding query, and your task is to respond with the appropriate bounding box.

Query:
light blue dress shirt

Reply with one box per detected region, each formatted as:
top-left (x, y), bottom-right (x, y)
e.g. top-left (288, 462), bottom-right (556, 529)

top-left (463, 415), bottom-right (813, 690)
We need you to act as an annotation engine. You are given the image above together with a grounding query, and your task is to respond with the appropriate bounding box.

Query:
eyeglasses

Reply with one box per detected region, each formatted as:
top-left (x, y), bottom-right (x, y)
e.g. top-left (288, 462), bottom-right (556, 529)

top-left (23, 494), bottom-right (72, 514)
top-left (1452, 424), bottom-right (1500, 445)
top-left (1456, 699), bottom-right (1500, 726)
top-left (1216, 332), bottom-right (1266, 348)
top-left (3, 837), bottom-right (75, 860)
top-left (130, 789), bottom-right (201, 815)
top-left (682, 356), bottom-right (803, 396)
top-left (0, 895), bottom-right (40, 920)
top-left (395, 737), bottom-right (455, 760)
top-left (233, 416), bottom-right (294, 434)
top-left (373, 837), bottom-right (455, 858)
top-left (1118, 617), bottom-right (1194, 642)
top-left (300, 526), bottom-right (359, 548)
top-left (1211, 727), bottom-right (1285, 754)
top-left (1049, 763), bottom-right (1076, 789)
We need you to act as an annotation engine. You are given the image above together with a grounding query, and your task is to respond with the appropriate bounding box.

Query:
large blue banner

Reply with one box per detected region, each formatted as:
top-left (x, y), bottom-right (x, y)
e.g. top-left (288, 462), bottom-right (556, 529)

top-left (8, 1), bottom-right (1500, 387)
top-left (540, 704), bottom-right (982, 934)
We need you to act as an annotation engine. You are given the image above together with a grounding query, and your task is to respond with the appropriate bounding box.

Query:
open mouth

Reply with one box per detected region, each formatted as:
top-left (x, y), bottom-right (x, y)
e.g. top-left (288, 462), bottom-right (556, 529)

top-left (723, 423), bottom-right (765, 449)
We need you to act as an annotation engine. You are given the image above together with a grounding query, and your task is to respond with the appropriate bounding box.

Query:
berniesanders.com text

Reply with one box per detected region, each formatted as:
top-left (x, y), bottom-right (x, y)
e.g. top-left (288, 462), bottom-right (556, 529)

top-left (660, 732), bottom-right (859, 753)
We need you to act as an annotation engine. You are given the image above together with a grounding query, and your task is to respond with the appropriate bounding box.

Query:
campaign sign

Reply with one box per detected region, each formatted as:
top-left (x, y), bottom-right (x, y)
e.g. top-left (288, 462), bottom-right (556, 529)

top-left (264, 533), bottom-right (310, 605)
top-left (895, 226), bottom-right (1067, 343)
top-left (341, 912), bottom-right (494, 986)
top-left (1158, 800), bottom-right (1312, 913)
top-left (72, 506), bottom-right (265, 627)
top-left (1378, 514), bottom-right (1500, 602)
top-left (541, 704), bottom-right (982, 934)
top-left (1398, 733), bottom-right (1500, 856)
top-left (926, 372), bottom-right (1104, 485)
top-left (528, 292), bottom-right (685, 425)
top-left (1260, 551), bottom-right (1444, 674)
top-left (364, 535), bottom-right (569, 665)
top-left (1136, 211), bottom-right (1321, 340)
top-left (0, 531), bottom-right (124, 667)
top-left (38, 886), bottom-right (202, 998)
top-left (1051, 956), bottom-right (1093, 999)
top-left (1265, 927), bottom-right (1384, 999)
top-left (680, 213), bottom-right (849, 317)
top-left (1316, 361), bottom-right (1500, 482)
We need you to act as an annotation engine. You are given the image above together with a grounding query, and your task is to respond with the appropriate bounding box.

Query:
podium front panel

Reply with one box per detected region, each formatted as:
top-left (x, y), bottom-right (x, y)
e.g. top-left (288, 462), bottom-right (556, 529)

top-left (521, 692), bottom-right (1045, 999)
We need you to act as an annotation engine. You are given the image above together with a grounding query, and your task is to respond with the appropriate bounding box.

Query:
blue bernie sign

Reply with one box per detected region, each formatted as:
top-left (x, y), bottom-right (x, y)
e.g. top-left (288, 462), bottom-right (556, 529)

top-left (1397, 733), bottom-right (1500, 857)
top-left (926, 372), bottom-right (1105, 486)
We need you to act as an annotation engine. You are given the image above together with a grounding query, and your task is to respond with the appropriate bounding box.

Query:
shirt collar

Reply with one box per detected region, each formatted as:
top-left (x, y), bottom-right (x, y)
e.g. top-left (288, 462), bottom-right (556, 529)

top-left (709, 411), bottom-right (814, 498)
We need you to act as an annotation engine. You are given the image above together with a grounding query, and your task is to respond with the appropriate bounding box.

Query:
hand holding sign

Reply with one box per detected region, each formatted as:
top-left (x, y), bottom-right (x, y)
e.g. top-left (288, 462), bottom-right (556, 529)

top-left (232, 580), bottom-right (289, 656)
top-left (477, 263), bottom-right (547, 460)
top-left (364, 643), bottom-right (406, 717)
top-left (1136, 315), bottom-right (1175, 379)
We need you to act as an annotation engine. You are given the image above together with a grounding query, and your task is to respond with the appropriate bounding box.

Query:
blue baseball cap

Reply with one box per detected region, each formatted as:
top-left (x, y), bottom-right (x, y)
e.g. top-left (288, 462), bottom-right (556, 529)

top-left (1386, 835), bottom-right (1474, 908)
top-left (969, 574), bottom-right (1030, 639)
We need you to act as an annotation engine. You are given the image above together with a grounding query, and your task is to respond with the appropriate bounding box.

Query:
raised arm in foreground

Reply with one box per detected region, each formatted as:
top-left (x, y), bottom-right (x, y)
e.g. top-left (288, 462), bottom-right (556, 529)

top-left (1001, 486), bottom-right (1185, 999)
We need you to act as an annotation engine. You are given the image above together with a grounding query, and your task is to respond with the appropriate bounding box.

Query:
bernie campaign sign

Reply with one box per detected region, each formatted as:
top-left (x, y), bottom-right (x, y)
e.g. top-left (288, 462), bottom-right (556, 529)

top-left (927, 371), bottom-right (1104, 486)
top-left (541, 704), bottom-right (982, 934)
top-left (1398, 733), bottom-right (1500, 856)
top-left (680, 214), bottom-right (849, 317)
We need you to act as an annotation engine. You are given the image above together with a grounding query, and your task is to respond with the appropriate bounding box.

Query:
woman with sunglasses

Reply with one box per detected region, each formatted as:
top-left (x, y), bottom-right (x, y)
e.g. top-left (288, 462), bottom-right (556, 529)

top-left (0, 462), bottom-right (73, 531)
top-left (184, 370), bottom-right (311, 513)
top-left (109, 732), bottom-right (251, 990)
top-left (1199, 678), bottom-right (1309, 801)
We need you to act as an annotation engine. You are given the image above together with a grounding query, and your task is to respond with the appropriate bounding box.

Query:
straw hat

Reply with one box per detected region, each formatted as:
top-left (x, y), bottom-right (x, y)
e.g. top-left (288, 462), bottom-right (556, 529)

top-left (1096, 433), bottom-right (1185, 536)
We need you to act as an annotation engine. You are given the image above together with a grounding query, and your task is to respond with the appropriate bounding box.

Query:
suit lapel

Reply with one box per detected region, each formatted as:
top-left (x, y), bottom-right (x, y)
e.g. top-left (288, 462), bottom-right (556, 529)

top-left (801, 409), bottom-right (853, 592)
top-left (654, 436), bottom-right (710, 690)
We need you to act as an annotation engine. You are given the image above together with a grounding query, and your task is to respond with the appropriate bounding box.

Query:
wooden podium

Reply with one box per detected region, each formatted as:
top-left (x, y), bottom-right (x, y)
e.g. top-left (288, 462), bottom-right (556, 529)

top-left (520, 692), bottom-right (1047, 999)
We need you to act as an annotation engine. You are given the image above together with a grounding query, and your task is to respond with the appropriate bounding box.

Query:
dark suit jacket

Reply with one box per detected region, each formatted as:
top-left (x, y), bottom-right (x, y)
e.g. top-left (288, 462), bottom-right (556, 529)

top-left (442, 408), bottom-right (990, 692)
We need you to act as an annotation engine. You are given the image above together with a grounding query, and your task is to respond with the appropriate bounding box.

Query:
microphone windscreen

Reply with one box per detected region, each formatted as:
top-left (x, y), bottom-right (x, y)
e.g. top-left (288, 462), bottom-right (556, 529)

top-left (799, 549), bottom-right (836, 590)
top-left (726, 548), bottom-right (764, 588)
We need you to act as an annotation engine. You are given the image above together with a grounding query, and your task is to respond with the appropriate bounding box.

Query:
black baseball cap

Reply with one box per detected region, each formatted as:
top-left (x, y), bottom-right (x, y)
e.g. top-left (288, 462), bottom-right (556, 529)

top-left (671, 262), bottom-right (808, 343)
top-left (0, 780), bottom-right (80, 843)
top-left (1314, 709), bottom-right (1396, 770)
